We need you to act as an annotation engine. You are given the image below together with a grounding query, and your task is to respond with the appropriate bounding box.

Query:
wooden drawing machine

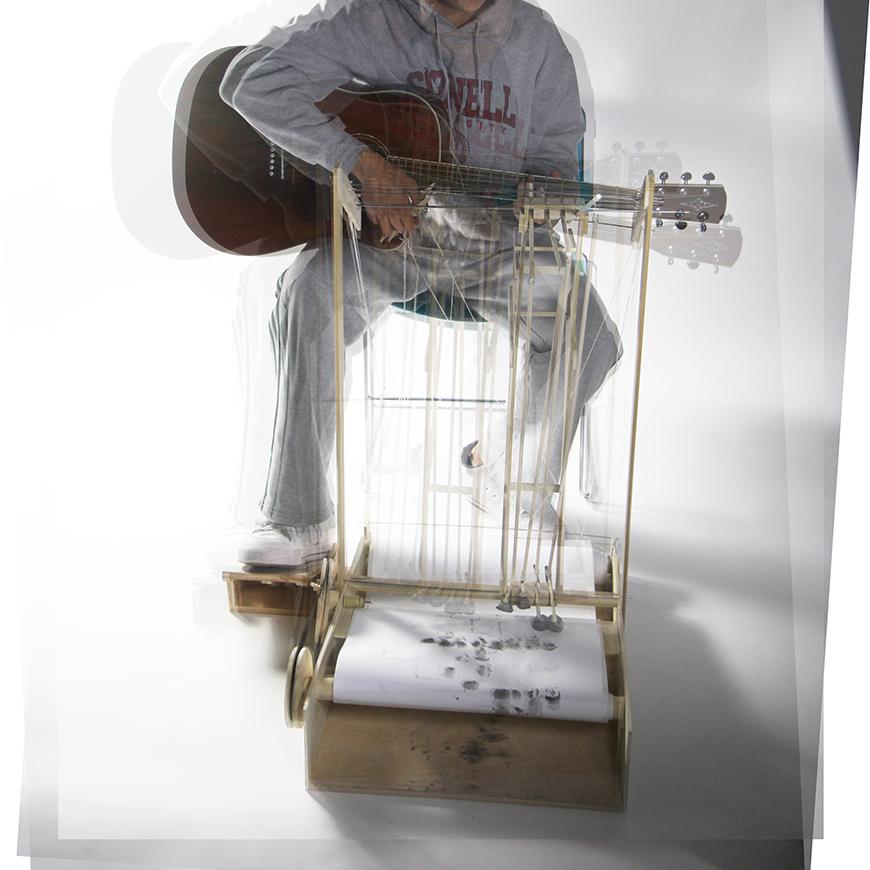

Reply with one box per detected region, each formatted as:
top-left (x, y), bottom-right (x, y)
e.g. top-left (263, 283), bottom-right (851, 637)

top-left (176, 47), bottom-right (727, 811)
top-left (279, 170), bottom-right (650, 811)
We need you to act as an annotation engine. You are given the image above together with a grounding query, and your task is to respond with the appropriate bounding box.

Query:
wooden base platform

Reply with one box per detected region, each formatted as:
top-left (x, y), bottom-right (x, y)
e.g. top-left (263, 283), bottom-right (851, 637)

top-left (307, 702), bottom-right (624, 810)
top-left (222, 567), bottom-right (318, 616)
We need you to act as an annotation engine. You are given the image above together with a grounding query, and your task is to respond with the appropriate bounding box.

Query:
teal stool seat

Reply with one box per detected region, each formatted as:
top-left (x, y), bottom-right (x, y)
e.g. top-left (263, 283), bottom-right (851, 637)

top-left (391, 291), bottom-right (485, 325)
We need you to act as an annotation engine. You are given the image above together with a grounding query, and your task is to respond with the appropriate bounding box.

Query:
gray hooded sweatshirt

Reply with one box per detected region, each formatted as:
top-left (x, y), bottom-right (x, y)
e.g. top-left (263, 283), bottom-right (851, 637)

top-left (220, 0), bottom-right (585, 181)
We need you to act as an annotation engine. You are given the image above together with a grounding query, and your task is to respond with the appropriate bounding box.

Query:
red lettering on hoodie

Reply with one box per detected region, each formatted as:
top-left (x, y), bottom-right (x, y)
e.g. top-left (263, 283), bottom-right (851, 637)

top-left (408, 70), bottom-right (517, 131)
top-left (463, 79), bottom-right (480, 118)
top-left (481, 80), bottom-right (502, 123)
top-left (501, 85), bottom-right (516, 128)
top-left (447, 74), bottom-right (465, 112)
top-left (425, 68), bottom-right (445, 97)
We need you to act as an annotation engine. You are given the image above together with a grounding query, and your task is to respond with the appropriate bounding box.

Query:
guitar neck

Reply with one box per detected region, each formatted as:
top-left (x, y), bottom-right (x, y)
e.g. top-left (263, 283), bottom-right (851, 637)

top-left (387, 155), bottom-right (641, 212)
top-left (386, 155), bottom-right (727, 226)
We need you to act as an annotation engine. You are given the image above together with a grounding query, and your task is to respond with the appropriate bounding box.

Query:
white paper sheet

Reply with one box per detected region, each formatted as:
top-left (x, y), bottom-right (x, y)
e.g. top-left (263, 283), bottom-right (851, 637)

top-left (332, 599), bottom-right (613, 722)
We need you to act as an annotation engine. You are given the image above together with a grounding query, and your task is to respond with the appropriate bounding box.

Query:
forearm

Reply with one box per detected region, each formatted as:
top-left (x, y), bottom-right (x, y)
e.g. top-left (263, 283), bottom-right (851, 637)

top-left (221, 47), bottom-right (367, 174)
top-left (219, 1), bottom-right (380, 175)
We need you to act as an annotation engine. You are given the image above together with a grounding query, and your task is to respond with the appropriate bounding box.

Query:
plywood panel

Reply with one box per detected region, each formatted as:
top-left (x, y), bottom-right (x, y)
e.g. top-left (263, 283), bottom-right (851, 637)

top-left (308, 703), bottom-right (623, 809)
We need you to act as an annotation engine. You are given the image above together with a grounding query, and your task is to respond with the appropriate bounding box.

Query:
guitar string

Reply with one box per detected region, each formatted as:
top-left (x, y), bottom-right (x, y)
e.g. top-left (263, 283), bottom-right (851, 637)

top-left (347, 184), bottom-right (710, 219)
top-left (382, 155), bottom-right (718, 211)
top-left (343, 156), bottom-right (683, 206)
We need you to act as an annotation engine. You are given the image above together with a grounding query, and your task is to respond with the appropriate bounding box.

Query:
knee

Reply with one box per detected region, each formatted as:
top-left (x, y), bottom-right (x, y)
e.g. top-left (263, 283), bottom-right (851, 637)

top-left (275, 248), bottom-right (329, 316)
top-left (601, 311), bottom-right (623, 369)
top-left (582, 289), bottom-right (622, 373)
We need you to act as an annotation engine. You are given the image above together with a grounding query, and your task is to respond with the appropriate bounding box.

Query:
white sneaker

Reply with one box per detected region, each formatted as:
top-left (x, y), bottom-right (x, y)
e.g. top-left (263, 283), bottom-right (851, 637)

top-left (238, 521), bottom-right (335, 569)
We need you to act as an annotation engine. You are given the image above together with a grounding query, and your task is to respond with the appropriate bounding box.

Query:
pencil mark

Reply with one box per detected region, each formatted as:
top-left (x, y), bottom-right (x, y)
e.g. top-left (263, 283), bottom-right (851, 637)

top-left (459, 736), bottom-right (510, 765)
top-left (421, 633), bottom-right (559, 654)
top-left (492, 687), bottom-right (511, 714)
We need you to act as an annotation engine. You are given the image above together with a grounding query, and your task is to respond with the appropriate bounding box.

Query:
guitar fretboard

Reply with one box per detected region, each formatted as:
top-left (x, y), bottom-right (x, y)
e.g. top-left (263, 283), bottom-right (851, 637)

top-left (387, 155), bottom-right (644, 212)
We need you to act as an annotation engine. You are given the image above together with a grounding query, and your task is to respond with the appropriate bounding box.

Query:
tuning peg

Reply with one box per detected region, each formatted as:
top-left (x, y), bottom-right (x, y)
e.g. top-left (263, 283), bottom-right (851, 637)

top-left (655, 218), bottom-right (664, 228)
top-left (634, 141), bottom-right (645, 152)
top-left (722, 213), bottom-right (733, 226)
top-left (703, 171), bottom-right (716, 184)
top-left (688, 260), bottom-right (700, 271)
top-left (612, 142), bottom-right (622, 153)
top-left (700, 223), bottom-right (708, 233)
top-left (675, 220), bottom-right (688, 231)
top-left (681, 172), bottom-right (693, 185)
top-left (659, 171), bottom-right (669, 183)
top-left (656, 140), bottom-right (669, 151)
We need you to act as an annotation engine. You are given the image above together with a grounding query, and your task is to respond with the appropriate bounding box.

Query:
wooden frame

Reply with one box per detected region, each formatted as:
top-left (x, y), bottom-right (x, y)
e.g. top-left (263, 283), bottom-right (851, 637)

top-left (222, 568), bottom-right (317, 616)
top-left (294, 169), bottom-right (654, 810)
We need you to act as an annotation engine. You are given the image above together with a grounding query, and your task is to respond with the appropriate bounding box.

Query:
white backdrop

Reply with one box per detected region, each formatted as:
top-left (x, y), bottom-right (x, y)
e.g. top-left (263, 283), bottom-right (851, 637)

top-left (2, 1), bottom-right (864, 868)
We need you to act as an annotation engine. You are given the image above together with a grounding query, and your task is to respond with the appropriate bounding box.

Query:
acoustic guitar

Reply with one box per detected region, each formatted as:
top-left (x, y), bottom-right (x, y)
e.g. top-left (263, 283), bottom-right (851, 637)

top-left (173, 47), bottom-right (727, 256)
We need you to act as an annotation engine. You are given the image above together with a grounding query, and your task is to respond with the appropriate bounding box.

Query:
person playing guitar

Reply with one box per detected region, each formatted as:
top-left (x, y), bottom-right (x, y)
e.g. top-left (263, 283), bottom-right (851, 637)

top-left (221, 0), bottom-right (622, 567)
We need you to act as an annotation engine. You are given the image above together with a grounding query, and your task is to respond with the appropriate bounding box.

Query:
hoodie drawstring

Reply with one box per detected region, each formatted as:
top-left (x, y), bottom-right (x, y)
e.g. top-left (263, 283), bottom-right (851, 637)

top-left (432, 13), bottom-right (482, 163)
top-left (472, 20), bottom-right (480, 94)
top-left (431, 19), bottom-right (451, 117)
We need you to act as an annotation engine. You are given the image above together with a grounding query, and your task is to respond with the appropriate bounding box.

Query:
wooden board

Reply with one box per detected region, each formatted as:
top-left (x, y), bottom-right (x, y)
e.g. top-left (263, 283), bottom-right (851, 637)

top-left (223, 568), bottom-right (318, 616)
top-left (308, 702), bottom-right (624, 809)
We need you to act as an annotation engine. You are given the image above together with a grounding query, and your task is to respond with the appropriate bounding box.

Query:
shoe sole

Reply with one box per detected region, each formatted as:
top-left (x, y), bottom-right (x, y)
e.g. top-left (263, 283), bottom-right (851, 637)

top-left (238, 546), bottom-right (332, 571)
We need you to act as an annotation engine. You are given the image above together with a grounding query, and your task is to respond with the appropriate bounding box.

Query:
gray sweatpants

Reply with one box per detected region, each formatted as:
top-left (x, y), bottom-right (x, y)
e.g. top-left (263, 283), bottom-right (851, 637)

top-left (261, 227), bottom-right (621, 530)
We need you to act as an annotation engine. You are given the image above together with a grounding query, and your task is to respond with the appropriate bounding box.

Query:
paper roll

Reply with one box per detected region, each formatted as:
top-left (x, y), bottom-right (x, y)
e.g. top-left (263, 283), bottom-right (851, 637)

top-left (332, 598), bottom-right (613, 723)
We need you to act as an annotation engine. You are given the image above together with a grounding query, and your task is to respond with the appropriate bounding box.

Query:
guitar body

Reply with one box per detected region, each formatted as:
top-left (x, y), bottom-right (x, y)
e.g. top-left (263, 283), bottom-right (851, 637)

top-left (173, 46), bottom-right (452, 255)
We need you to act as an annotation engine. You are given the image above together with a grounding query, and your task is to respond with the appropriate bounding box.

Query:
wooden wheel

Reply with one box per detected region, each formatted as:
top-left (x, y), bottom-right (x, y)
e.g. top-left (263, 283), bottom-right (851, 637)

top-left (284, 644), bottom-right (314, 728)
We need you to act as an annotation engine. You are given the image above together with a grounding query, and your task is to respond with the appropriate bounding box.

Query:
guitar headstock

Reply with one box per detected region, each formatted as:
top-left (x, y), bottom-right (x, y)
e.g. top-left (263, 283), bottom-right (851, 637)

top-left (595, 140), bottom-right (681, 188)
top-left (654, 171), bottom-right (727, 230)
top-left (652, 214), bottom-right (743, 271)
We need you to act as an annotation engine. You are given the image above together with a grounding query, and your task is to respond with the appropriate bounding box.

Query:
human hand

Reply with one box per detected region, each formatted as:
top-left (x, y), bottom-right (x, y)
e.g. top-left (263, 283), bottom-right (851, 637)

top-left (350, 150), bottom-right (421, 242)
